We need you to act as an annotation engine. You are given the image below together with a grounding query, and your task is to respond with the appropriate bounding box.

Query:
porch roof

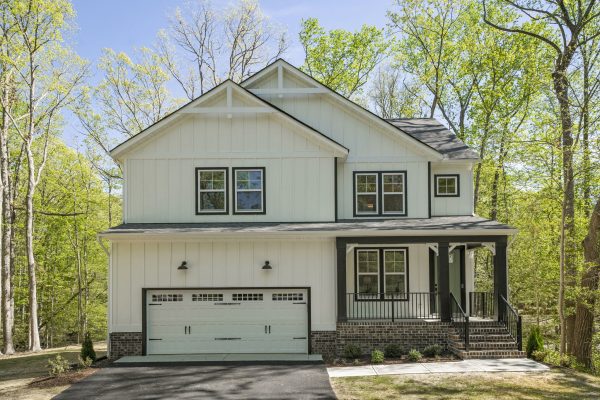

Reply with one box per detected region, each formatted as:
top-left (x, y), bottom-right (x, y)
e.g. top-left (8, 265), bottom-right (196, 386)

top-left (100, 216), bottom-right (516, 239)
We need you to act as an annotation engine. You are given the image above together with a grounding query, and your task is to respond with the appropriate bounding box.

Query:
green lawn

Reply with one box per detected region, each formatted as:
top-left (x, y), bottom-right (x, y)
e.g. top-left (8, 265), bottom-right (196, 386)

top-left (331, 369), bottom-right (600, 399)
top-left (0, 342), bottom-right (106, 400)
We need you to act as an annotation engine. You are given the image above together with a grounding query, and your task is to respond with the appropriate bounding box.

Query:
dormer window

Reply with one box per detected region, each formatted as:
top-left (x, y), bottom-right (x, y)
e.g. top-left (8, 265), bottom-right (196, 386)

top-left (233, 168), bottom-right (265, 214)
top-left (435, 174), bottom-right (459, 197)
top-left (354, 171), bottom-right (407, 217)
top-left (196, 168), bottom-right (228, 214)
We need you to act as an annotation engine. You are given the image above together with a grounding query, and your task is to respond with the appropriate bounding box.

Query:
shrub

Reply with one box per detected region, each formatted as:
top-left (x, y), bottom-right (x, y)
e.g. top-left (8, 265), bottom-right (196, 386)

top-left (343, 344), bottom-right (362, 359)
top-left (384, 343), bottom-right (404, 358)
top-left (544, 350), bottom-right (575, 367)
top-left (81, 332), bottom-right (97, 362)
top-left (79, 355), bottom-right (94, 368)
top-left (531, 350), bottom-right (547, 362)
top-left (423, 344), bottom-right (443, 357)
top-left (526, 326), bottom-right (544, 358)
top-left (48, 355), bottom-right (71, 377)
top-left (407, 349), bottom-right (422, 362)
top-left (371, 349), bottom-right (385, 364)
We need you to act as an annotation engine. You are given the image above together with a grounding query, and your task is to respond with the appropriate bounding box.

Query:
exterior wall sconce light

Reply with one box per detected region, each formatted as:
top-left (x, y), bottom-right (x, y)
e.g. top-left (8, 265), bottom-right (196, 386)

top-left (262, 261), bottom-right (272, 270)
top-left (178, 261), bottom-right (188, 270)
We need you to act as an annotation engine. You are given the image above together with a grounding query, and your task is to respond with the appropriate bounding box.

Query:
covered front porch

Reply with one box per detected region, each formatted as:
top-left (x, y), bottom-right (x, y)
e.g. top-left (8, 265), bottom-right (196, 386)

top-left (336, 234), bottom-right (522, 352)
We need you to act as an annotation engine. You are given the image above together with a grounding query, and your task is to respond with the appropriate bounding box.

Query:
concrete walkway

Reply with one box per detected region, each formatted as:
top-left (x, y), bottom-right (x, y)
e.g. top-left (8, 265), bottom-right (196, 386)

top-left (116, 353), bottom-right (323, 363)
top-left (328, 358), bottom-right (549, 378)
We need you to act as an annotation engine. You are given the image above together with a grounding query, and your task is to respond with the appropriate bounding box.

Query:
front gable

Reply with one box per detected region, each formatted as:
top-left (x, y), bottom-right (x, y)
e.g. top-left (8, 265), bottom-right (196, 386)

top-left (110, 80), bottom-right (348, 162)
top-left (242, 60), bottom-right (443, 161)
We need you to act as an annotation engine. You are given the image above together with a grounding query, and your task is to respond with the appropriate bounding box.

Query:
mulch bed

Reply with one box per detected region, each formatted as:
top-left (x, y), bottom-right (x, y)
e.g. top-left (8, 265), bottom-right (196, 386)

top-left (328, 353), bottom-right (459, 367)
top-left (28, 357), bottom-right (110, 389)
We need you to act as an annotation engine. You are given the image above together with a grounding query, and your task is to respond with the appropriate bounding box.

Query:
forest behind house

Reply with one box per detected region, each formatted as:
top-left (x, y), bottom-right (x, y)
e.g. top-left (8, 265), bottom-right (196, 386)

top-left (1, 0), bottom-right (600, 373)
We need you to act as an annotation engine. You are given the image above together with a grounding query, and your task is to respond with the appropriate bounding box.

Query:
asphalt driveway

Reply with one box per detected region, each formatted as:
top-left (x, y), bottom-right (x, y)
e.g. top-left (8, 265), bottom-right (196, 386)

top-left (53, 363), bottom-right (336, 400)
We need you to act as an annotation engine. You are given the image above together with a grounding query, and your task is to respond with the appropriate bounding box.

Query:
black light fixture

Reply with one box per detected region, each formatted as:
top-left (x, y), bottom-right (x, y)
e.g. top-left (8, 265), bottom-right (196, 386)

top-left (262, 260), bottom-right (272, 270)
top-left (178, 261), bottom-right (188, 270)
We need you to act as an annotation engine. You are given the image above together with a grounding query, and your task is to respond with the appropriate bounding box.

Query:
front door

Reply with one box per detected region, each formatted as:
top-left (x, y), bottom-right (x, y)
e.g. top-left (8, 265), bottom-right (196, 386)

top-left (429, 246), bottom-right (466, 311)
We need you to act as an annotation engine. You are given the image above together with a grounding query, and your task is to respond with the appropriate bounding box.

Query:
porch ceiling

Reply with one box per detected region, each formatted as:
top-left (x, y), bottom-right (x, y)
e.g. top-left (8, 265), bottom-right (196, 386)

top-left (100, 216), bottom-right (516, 239)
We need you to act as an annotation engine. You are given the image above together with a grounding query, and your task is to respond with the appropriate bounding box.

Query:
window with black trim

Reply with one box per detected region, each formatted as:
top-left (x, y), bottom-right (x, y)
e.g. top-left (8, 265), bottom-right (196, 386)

top-left (355, 173), bottom-right (378, 214)
top-left (196, 168), bottom-right (227, 214)
top-left (233, 168), bottom-right (265, 214)
top-left (354, 171), bottom-right (407, 216)
top-left (434, 174), bottom-right (459, 197)
top-left (356, 248), bottom-right (408, 299)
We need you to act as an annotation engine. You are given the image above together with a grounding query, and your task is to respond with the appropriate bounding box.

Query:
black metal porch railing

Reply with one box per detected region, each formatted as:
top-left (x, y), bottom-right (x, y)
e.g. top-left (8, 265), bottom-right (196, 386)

top-left (499, 294), bottom-right (523, 351)
top-left (346, 292), bottom-right (439, 321)
top-left (469, 291), bottom-right (495, 319)
top-left (450, 293), bottom-right (469, 351)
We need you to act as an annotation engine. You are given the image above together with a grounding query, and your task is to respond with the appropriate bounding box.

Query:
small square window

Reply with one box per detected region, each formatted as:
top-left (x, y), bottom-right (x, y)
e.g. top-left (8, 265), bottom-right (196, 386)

top-left (435, 175), bottom-right (459, 197)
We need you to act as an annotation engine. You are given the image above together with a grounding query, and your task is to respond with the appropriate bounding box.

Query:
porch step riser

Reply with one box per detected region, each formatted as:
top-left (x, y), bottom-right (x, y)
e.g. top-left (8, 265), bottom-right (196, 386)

top-left (449, 334), bottom-right (515, 342)
top-left (449, 342), bottom-right (519, 350)
top-left (453, 350), bottom-right (526, 359)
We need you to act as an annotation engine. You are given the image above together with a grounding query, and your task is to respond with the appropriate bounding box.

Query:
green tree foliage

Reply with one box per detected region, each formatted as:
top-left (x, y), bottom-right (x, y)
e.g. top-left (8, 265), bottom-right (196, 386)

top-left (299, 18), bottom-right (389, 98)
top-left (526, 326), bottom-right (544, 358)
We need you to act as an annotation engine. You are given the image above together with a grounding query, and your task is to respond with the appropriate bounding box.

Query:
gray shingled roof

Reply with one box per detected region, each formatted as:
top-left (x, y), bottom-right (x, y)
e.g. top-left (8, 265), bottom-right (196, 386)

top-left (101, 216), bottom-right (515, 236)
top-left (386, 118), bottom-right (479, 160)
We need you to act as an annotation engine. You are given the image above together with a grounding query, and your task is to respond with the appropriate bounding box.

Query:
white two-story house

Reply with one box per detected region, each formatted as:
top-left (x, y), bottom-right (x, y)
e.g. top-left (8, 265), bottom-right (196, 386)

top-left (100, 60), bottom-right (523, 360)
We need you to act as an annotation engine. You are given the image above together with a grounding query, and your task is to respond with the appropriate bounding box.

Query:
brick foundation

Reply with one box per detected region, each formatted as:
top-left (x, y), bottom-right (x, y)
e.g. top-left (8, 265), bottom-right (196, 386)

top-left (310, 331), bottom-right (337, 359)
top-left (109, 332), bottom-right (143, 359)
top-left (336, 321), bottom-right (451, 356)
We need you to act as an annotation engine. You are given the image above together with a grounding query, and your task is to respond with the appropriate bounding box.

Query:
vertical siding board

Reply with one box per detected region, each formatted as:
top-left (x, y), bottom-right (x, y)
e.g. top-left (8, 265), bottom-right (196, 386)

top-left (130, 242), bottom-right (145, 327)
top-left (185, 242), bottom-right (200, 287)
top-left (170, 242), bottom-right (187, 287)
top-left (144, 242), bottom-right (159, 287)
top-left (157, 242), bottom-right (172, 287)
top-left (115, 242), bottom-right (131, 327)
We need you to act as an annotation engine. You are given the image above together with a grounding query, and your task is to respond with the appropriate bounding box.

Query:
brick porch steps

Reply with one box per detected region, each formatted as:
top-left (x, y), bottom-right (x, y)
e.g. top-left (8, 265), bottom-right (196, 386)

top-left (448, 321), bottom-right (525, 359)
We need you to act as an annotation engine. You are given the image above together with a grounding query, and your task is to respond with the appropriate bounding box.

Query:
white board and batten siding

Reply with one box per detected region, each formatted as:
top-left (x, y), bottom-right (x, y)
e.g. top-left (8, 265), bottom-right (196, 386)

top-left (430, 163), bottom-right (474, 216)
top-left (122, 112), bottom-right (337, 223)
top-left (109, 238), bottom-right (336, 334)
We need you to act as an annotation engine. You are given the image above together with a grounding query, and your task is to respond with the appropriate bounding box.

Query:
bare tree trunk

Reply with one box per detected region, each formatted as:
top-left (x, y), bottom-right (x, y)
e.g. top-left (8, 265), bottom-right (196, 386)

top-left (25, 144), bottom-right (41, 351)
top-left (553, 57), bottom-right (577, 355)
top-left (572, 198), bottom-right (600, 367)
top-left (0, 85), bottom-right (13, 354)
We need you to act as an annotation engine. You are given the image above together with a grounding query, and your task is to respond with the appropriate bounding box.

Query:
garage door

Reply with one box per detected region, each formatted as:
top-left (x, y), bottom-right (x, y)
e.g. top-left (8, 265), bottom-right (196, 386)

top-left (146, 288), bottom-right (308, 354)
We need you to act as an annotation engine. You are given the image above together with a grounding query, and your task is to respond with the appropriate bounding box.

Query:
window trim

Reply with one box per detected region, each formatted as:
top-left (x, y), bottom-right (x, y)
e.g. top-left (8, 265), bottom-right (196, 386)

top-left (355, 249), bottom-right (381, 298)
top-left (195, 167), bottom-right (229, 215)
top-left (354, 172), bottom-right (379, 215)
top-left (354, 247), bottom-right (410, 301)
top-left (434, 174), bottom-right (460, 197)
top-left (232, 167), bottom-right (266, 215)
top-left (353, 171), bottom-right (407, 217)
top-left (381, 172), bottom-right (407, 215)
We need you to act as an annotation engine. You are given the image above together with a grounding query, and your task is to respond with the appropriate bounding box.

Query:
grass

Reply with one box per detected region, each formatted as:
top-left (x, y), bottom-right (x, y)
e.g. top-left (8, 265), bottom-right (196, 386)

top-left (0, 342), bottom-right (106, 400)
top-left (331, 369), bottom-right (600, 399)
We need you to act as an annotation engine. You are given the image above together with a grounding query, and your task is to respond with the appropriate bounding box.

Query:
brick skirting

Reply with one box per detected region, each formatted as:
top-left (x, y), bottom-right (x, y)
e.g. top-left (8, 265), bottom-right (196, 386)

top-left (109, 332), bottom-right (142, 359)
top-left (310, 331), bottom-right (337, 359)
top-left (336, 321), bottom-right (451, 356)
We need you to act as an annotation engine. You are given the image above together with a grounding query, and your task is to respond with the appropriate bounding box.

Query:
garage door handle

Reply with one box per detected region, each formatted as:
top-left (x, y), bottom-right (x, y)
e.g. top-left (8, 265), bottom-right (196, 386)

top-left (189, 326), bottom-right (191, 334)
top-left (185, 326), bottom-right (187, 334)
top-left (268, 325), bottom-right (271, 334)
top-left (265, 325), bottom-right (267, 334)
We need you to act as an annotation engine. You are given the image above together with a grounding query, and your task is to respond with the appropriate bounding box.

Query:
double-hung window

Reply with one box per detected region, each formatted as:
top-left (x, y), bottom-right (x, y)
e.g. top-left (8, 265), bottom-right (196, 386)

top-left (383, 249), bottom-right (407, 298)
top-left (355, 173), bottom-right (378, 215)
top-left (356, 250), bottom-right (380, 298)
top-left (356, 248), bottom-right (408, 300)
top-left (354, 171), bottom-right (406, 216)
top-left (196, 168), bottom-right (228, 214)
top-left (233, 168), bottom-right (265, 214)
top-left (434, 174), bottom-right (459, 197)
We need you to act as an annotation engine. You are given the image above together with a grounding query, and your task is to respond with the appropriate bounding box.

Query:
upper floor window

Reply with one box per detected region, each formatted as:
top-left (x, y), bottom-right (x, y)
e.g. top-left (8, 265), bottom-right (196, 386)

top-left (354, 171), bottom-right (406, 217)
top-left (435, 174), bottom-right (459, 197)
top-left (233, 167), bottom-right (265, 214)
top-left (196, 168), bottom-right (228, 214)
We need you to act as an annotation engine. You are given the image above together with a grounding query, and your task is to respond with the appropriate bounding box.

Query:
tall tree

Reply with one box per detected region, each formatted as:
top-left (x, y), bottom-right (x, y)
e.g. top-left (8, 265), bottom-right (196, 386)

top-left (4, 0), bottom-right (87, 351)
top-left (299, 18), bottom-right (389, 98)
top-left (156, 0), bottom-right (287, 100)
top-left (483, 0), bottom-right (600, 356)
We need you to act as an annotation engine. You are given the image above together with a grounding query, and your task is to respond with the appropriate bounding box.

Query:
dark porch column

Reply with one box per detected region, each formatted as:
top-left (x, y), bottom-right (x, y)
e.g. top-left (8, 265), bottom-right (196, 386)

top-left (438, 242), bottom-right (451, 322)
top-left (494, 238), bottom-right (508, 322)
top-left (336, 238), bottom-right (347, 322)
